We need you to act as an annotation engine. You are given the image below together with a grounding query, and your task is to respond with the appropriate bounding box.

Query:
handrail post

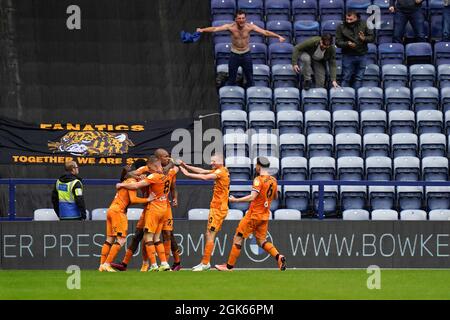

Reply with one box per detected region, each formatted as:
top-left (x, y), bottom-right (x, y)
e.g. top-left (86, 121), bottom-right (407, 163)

top-left (8, 179), bottom-right (16, 220)
top-left (318, 182), bottom-right (324, 220)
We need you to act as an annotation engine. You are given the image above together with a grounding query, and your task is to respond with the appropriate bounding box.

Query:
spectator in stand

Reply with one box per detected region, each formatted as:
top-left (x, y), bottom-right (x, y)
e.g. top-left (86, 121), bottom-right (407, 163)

top-left (444, 0), bottom-right (450, 41)
top-left (389, 0), bottom-right (426, 43)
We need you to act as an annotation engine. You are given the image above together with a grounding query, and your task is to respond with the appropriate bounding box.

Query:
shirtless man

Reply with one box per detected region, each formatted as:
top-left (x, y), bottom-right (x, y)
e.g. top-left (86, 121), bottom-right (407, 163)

top-left (197, 10), bottom-right (285, 88)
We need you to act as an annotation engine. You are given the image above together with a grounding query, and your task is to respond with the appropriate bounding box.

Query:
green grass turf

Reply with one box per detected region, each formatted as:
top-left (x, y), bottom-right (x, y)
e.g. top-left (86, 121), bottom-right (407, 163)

top-left (0, 269), bottom-right (449, 300)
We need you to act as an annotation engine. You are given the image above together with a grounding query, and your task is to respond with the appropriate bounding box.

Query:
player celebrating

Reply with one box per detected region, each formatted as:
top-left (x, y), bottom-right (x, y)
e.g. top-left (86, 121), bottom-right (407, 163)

top-left (215, 157), bottom-right (286, 272)
top-left (116, 155), bottom-right (178, 271)
top-left (98, 165), bottom-right (154, 272)
top-left (179, 153), bottom-right (230, 272)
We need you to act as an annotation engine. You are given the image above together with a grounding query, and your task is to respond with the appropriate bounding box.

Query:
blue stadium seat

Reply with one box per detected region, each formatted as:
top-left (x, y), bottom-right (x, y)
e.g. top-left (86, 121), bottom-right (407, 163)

top-left (246, 86), bottom-right (273, 111)
top-left (394, 156), bottom-right (420, 181)
top-left (225, 156), bottom-right (252, 180)
top-left (405, 42), bottom-right (433, 65)
top-left (281, 157), bottom-right (308, 181)
top-left (371, 39), bottom-right (398, 67)
top-left (284, 185), bottom-right (310, 212)
top-left (319, 0), bottom-right (345, 22)
top-left (382, 64), bottom-right (408, 89)
top-left (435, 43), bottom-right (450, 66)
top-left (304, 110), bottom-right (331, 134)
top-left (269, 42), bottom-right (294, 65)
top-left (249, 43), bottom-right (267, 64)
top-left (277, 111), bottom-right (303, 134)
top-left (212, 20), bottom-right (233, 44)
top-left (429, 0), bottom-right (444, 17)
top-left (389, 110), bottom-right (415, 134)
top-left (363, 64), bottom-right (381, 87)
top-left (409, 64), bottom-right (435, 89)
top-left (237, 0), bottom-right (264, 21)
top-left (430, 15), bottom-right (443, 43)
top-left (364, 133), bottom-right (390, 157)
top-left (293, 20), bottom-right (320, 44)
top-left (404, 22), bottom-right (429, 44)
top-left (438, 65), bottom-right (450, 89)
top-left (274, 209), bottom-right (302, 220)
top-left (229, 185), bottom-right (252, 211)
top-left (223, 132), bottom-right (249, 158)
top-left (321, 20), bottom-right (342, 35)
top-left (358, 87), bottom-right (384, 111)
top-left (445, 109), bottom-right (450, 135)
top-left (188, 208), bottom-right (209, 220)
top-left (307, 133), bottom-right (334, 157)
top-left (361, 110), bottom-right (387, 135)
top-left (250, 132), bottom-right (278, 157)
top-left (249, 110), bottom-right (275, 132)
top-left (274, 87), bottom-right (300, 112)
top-left (248, 20), bottom-right (266, 43)
top-left (373, 0), bottom-right (391, 15)
top-left (219, 85), bottom-right (246, 111)
top-left (391, 133), bottom-right (418, 158)
top-left (371, 209), bottom-right (398, 220)
top-left (329, 87), bottom-right (356, 111)
top-left (266, 20), bottom-right (293, 45)
top-left (309, 156), bottom-right (335, 180)
top-left (253, 64), bottom-right (271, 87)
top-left (422, 156), bottom-right (449, 181)
top-left (292, 0), bottom-right (318, 21)
top-left (377, 15), bottom-right (394, 44)
top-left (426, 186), bottom-right (450, 211)
top-left (271, 64), bottom-right (298, 88)
top-left (366, 156), bottom-right (392, 181)
top-left (420, 133), bottom-right (446, 158)
top-left (400, 209), bottom-right (427, 220)
top-left (333, 110), bottom-right (359, 135)
top-left (385, 87), bottom-right (411, 112)
top-left (366, 43), bottom-right (378, 65)
top-left (343, 209), bottom-right (370, 220)
top-left (279, 133), bottom-right (306, 157)
top-left (215, 43), bottom-right (231, 65)
top-left (265, 0), bottom-right (291, 22)
top-left (221, 110), bottom-right (248, 133)
top-left (369, 187), bottom-right (395, 210)
top-left (429, 210), bottom-right (450, 220)
top-left (335, 133), bottom-right (362, 157)
top-left (312, 185), bottom-right (339, 217)
top-left (338, 156), bottom-right (366, 210)
top-left (301, 88), bottom-right (328, 111)
top-left (412, 87), bottom-right (439, 112)
top-left (211, 0), bottom-right (236, 21)
top-left (416, 110), bottom-right (443, 135)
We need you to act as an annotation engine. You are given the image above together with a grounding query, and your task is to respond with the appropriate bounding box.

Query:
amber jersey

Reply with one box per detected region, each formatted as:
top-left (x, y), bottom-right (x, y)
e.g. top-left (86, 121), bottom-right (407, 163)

top-left (145, 169), bottom-right (177, 211)
top-left (109, 178), bottom-right (148, 213)
top-left (137, 165), bottom-right (176, 202)
top-left (209, 166), bottom-right (230, 210)
top-left (247, 175), bottom-right (278, 220)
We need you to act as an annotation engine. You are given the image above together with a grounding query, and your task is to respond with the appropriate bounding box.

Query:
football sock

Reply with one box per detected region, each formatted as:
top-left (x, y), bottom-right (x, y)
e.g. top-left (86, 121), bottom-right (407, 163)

top-left (122, 249), bottom-right (133, 266)
top-left (201, 240), bottom-right (214, 265)
top-left (155, 241), bottom-right (167, 263)
top-left (100, 241), bottom-right (112, 265)
top-left (227, 243), bottom-right (241, 269)
top-left (105, 242), bottom-right (122, 264)
top-left (164, 240), bottom-right (171, 262)
top-left (262, 241), bottom-right (279, 258)
top-left (144, 241), bottom-right (156, 265)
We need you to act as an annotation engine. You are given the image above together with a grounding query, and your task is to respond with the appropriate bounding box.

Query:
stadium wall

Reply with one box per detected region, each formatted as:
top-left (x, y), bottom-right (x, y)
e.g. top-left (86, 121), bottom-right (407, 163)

top-left (0, 0), bottom-right (219, 217)
top-left (1, 221), bottom-right (449, 269)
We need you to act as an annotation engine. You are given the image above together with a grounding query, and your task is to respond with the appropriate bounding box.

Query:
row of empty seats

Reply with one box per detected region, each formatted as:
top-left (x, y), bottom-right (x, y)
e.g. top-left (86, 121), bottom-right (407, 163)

top-left (33, 208), bottom-right (144, 221)
top-left (189, 207), bottom-right (450, 220)
top-left (220, 84), bottom-right (450, 112)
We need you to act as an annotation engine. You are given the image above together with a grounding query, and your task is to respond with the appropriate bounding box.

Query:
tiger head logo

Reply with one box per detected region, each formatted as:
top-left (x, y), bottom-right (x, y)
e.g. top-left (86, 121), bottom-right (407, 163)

top-left (48, 131), bottom-right (134, 156)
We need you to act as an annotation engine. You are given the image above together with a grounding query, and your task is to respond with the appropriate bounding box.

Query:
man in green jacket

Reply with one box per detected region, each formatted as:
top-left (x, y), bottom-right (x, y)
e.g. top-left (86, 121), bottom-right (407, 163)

top-left (291, 34), bottom-right (339, 90)
top-left (335, 11), bottom-right (375, 90)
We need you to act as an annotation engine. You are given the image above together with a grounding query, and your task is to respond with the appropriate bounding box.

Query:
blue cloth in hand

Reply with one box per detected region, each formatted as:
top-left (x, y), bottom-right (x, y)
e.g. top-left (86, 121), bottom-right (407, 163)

top-left (180, 31), bottom-right (202, 43)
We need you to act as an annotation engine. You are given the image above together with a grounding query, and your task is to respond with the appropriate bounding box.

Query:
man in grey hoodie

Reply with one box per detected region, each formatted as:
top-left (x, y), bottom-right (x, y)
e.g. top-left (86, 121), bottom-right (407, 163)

top-left (389, 0), bottom-right (426, 43)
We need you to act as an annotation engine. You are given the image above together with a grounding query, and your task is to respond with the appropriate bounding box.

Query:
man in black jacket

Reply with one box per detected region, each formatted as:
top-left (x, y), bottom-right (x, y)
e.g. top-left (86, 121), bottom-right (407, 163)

top-left (389, 0), bottom-right (426, 43)
top-left (335, 11), bottom-right (375, 90)
top-left (52, 161), bottom-right (87, 220)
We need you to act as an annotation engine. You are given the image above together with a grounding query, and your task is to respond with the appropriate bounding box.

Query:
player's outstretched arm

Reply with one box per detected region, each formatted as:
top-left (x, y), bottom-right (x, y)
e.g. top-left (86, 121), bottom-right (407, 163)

top-left (179, 160), bottom-right (211, 174)
top-left (197, 23), bottom-right (231, 33)
top-left (179, 165), bottom-right (217, 181)
top-left (116, 179), bottom-right (149, 190)
top-left (250, 24), bottom-right (285, 42)
top-left (229, 191), bottom-right (258, 203)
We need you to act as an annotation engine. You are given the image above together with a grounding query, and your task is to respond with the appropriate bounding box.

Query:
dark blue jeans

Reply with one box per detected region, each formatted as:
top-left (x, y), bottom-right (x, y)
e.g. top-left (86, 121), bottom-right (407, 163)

top-left (227, 51), bottom-right (254, 88)
top-left (393, 8), bottom-right (426, 43)
top-left (444, 6), bottom-right (450, 41)
top-left (341, 54), bottom-right (367, 90)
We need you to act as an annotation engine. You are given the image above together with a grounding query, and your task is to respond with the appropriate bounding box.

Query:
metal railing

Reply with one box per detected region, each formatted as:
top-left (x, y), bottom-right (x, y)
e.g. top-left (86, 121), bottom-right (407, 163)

top-left (2, 178), bottom-right (450, 221)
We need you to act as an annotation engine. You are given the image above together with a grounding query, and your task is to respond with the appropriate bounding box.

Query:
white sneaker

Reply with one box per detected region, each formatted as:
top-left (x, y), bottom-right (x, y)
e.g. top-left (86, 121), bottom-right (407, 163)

top-left (192, 262), bottom-right (211, 272)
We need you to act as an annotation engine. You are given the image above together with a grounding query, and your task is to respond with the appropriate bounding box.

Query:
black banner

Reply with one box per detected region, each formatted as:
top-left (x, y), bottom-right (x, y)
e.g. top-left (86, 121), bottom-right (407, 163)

top-left (0, 117), bottom-right (194, 165)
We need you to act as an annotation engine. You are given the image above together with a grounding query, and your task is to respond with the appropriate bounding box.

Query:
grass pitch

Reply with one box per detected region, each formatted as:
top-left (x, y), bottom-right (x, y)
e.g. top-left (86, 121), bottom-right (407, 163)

top-left (0, 269), bottom-right (449, 300)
